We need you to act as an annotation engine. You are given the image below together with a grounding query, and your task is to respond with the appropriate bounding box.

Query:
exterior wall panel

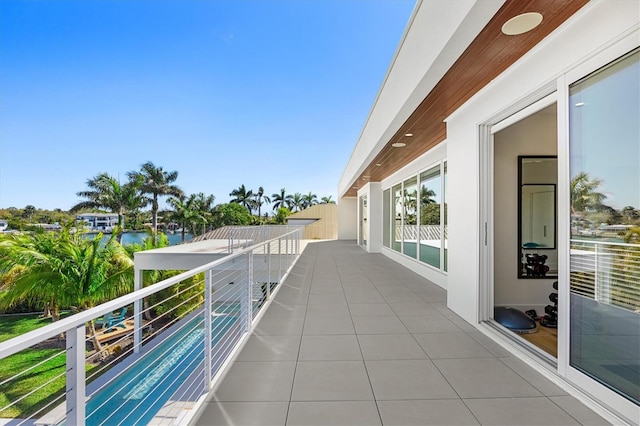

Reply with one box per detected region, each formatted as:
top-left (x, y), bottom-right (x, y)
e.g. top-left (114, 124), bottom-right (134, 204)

top-left (446, 0), bottom-right (640, 326)
top-left (337, 197), bottom-right (357, 240)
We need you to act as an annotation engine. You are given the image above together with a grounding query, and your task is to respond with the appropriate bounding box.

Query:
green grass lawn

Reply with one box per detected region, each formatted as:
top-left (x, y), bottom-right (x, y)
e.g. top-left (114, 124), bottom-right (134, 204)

top-left (0, 314), bottom-right (59, 343)
top-left (0, 313), bottom-right (99, 419)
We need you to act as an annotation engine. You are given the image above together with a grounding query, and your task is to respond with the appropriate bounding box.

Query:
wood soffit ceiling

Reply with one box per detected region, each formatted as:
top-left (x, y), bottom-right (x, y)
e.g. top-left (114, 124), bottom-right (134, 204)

top-left (345, 0), bottom-right (588, 197)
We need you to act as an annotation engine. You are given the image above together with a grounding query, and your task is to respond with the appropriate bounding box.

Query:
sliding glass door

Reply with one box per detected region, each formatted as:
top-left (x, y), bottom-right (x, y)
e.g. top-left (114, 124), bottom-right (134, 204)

top-left (568, 48), bottom-right (639, 405)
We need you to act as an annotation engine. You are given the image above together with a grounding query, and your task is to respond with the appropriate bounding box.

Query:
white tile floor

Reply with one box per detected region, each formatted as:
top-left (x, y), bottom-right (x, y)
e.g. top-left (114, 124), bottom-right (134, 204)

top-left (195, 240), bottom-right (611, 426)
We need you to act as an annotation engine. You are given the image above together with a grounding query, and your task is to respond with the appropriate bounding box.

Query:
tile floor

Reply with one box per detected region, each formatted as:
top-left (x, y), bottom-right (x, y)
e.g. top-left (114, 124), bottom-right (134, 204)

top-left (195, 240), bottom-right (610, 426)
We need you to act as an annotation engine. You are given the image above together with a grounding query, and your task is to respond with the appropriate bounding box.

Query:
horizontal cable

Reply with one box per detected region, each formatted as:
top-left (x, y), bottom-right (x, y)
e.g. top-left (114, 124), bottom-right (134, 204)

top-left (0, 347), bottom-right (65, 388)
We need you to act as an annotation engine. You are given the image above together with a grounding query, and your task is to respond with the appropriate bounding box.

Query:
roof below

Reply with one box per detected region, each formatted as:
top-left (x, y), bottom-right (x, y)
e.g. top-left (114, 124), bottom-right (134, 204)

top-left (133, 239), bottom-right (244, 271)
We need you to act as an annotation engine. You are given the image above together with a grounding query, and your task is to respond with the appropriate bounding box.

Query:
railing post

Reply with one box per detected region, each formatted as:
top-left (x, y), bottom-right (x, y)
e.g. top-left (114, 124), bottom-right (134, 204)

top-left (247, 252), bottom-right (254, 327)
top-left (278, 237), bottom-right (282, 282)
top-left (66, 324), bottom-right (86, 426)
top-left (267, 243), bottom-right (271, 300)
top-left (134, 267), bottom-right (143, 354)
top-left (285, 233), bottom-right (289, 271)
top-left (204, 269), bottom-right (212, 391)
top-left (239, 254), bottom-right (252, 333)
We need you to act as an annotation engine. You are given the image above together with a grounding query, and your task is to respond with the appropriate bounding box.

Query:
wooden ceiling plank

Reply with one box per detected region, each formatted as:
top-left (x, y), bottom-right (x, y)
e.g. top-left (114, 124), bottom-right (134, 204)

top-left (344, 0), bottom-right (588, 197)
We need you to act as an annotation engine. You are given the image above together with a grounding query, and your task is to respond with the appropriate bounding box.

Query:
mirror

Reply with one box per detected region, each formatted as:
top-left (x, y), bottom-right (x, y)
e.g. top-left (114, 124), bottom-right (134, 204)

top-left (518, 156), bottom-right (557, 278)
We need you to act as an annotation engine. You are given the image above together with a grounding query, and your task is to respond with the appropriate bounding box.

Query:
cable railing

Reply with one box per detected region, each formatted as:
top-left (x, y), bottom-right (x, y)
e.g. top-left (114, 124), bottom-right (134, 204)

top-left (0, 228), bottom-right (301, 426)
top-left (395, 224), bottom-right (448, 243)
top-left (188, 224), bottom-right (304, 251)
top-left (570, 239), bottom-right (640, 312)
top-left (226, 225), bottom-right (304, 253)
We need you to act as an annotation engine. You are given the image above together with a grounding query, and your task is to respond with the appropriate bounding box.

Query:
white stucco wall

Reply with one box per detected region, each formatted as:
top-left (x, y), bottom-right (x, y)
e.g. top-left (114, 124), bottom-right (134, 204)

top-left (337, 197), bottom-right (357, 240)
top-left (445, 1), bottom-right (640, 325)
top-left (359, 183), bottom-right (383, 253)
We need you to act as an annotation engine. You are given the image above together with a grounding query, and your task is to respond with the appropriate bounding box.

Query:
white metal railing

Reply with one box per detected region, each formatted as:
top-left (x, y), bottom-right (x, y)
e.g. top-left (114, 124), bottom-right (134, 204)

top-left (188, 225), bottom-right (304, 251)
top-left (570, 239), bottom-right (640, 312)
top-left (0, 228), bottom-right (301, 425)
top-left (394, 224), bottom-right (448, 242)
top-left (226, 225), bottom-right (304, 253)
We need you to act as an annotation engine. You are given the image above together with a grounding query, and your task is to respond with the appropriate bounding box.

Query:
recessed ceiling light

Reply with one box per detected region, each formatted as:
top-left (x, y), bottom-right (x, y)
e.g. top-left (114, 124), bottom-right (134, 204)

top-left (392, 142), bottom-right (406, 148)
top-left (501, 12), bottom-right (543, 35)
top-left (404, 133), bottom-right (413, 137)
top-left (376, 163), bottom-right (382, 167)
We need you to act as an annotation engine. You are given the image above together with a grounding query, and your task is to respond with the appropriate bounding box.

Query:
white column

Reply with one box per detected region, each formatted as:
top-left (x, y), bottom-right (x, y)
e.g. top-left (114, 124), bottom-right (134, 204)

top-left (133, 267), bottom-right (143, 354)
top-left (367, 183), bottom-right (383, 253)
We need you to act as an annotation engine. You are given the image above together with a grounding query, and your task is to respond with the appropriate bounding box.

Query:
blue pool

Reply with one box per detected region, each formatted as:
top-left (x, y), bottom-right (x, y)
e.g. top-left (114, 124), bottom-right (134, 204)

top-left (85, 314), bottom-right (238, 426)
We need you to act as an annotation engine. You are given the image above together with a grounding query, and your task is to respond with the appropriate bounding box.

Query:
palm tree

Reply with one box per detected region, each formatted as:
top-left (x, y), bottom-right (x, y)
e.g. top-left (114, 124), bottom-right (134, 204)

top-left (22, 205), bottom-right (36, 222)
top-left (254, 186), bottom-right (270, 218)
top-left (302, 192), bottom-right (318, 209)
top-left (167, 195), bottom-right (195, 243)
top-left (570, 172), bottom-right (606, 214)
top-left (271, 188), bottom-right (293, 211)
top-left (188, 192), bottom-right (215, 235)
top-left (121, 175), bottom-right (147, 229)
top-left (128, 162), bottom-right (183, 234)
top-left (320, 196), bottom-right (335, 204)
top-left (621, 206), bottom-right (639, 224)
top-left (229, 184), bottom-right (254, 213)
top-left (124, 231), bottom-right (171, 322)
top-left (0, 228), bottom-right (134, 352)
top-left (71, 173), bottom-right (145, 242)
top-left (290, 193), bottom-right (304, 212)
top-left (420, 186), bottom-right (437, 205)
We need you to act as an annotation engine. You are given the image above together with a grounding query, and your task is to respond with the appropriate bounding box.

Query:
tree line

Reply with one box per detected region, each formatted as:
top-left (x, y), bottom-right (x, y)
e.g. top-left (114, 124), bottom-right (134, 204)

top-left (0, 161), bottom-right (336, 241)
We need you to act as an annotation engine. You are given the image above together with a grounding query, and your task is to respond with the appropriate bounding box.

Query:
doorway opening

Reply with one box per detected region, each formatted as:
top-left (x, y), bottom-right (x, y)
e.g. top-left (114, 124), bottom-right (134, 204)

top-left (491, 102), bottom-right (559, 358)
top-left (359, 195), bottom-right (368, 248)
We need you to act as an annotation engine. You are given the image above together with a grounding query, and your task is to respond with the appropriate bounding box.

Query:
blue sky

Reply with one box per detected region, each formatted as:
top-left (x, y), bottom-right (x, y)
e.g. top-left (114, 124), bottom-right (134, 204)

top-left (0, 0), bottom-right (415, 211)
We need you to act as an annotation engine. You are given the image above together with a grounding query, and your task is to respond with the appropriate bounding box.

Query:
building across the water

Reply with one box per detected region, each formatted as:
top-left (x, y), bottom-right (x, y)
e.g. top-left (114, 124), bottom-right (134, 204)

top-left (75, 213), bottom-right (119, 232)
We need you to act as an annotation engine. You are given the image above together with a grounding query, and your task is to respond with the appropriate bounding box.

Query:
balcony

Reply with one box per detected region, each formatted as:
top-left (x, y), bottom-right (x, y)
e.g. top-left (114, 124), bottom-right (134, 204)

top-left (1, 235), bottom-right (610, 425)
top-left (193, 240), bottom-right (610, 425)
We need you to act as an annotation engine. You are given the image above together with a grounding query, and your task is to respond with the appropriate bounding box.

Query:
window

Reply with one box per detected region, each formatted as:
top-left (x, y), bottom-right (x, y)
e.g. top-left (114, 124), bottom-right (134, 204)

top-left (392, 184), bottom-right (402, 252)
top-left (444, 162), bottom-right (448, 271)
top-left (382, 161), bottom-right (448, 273)
top-left (403, 176), bottom-right (418, 259)
top-left (569, 48), bottom-right (639, 405)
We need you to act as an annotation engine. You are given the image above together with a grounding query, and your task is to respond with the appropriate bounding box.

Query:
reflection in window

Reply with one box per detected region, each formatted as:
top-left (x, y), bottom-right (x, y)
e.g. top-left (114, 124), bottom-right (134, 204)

top-left (444, 162), bottom-right (448, 272)
top-left (382, 162), bottom-right (447, 273)
top-left (569, 48), bottom-right (639, 404)
top-left (392, 184), bottom-right (402, 252)
top-left (403, 176), bottom-right (418, 259)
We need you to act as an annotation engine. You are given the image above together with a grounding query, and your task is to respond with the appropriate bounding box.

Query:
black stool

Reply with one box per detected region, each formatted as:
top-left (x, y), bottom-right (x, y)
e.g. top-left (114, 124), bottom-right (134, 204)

top-left (540, 281), bottom-right (558, 328)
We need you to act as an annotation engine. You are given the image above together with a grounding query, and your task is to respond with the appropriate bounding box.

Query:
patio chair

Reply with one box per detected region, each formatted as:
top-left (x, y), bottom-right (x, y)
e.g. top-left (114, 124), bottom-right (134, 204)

top-left (94, 312), bottom-right (114, 330)
top-left (106, 308), bottom-right (128, 331)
